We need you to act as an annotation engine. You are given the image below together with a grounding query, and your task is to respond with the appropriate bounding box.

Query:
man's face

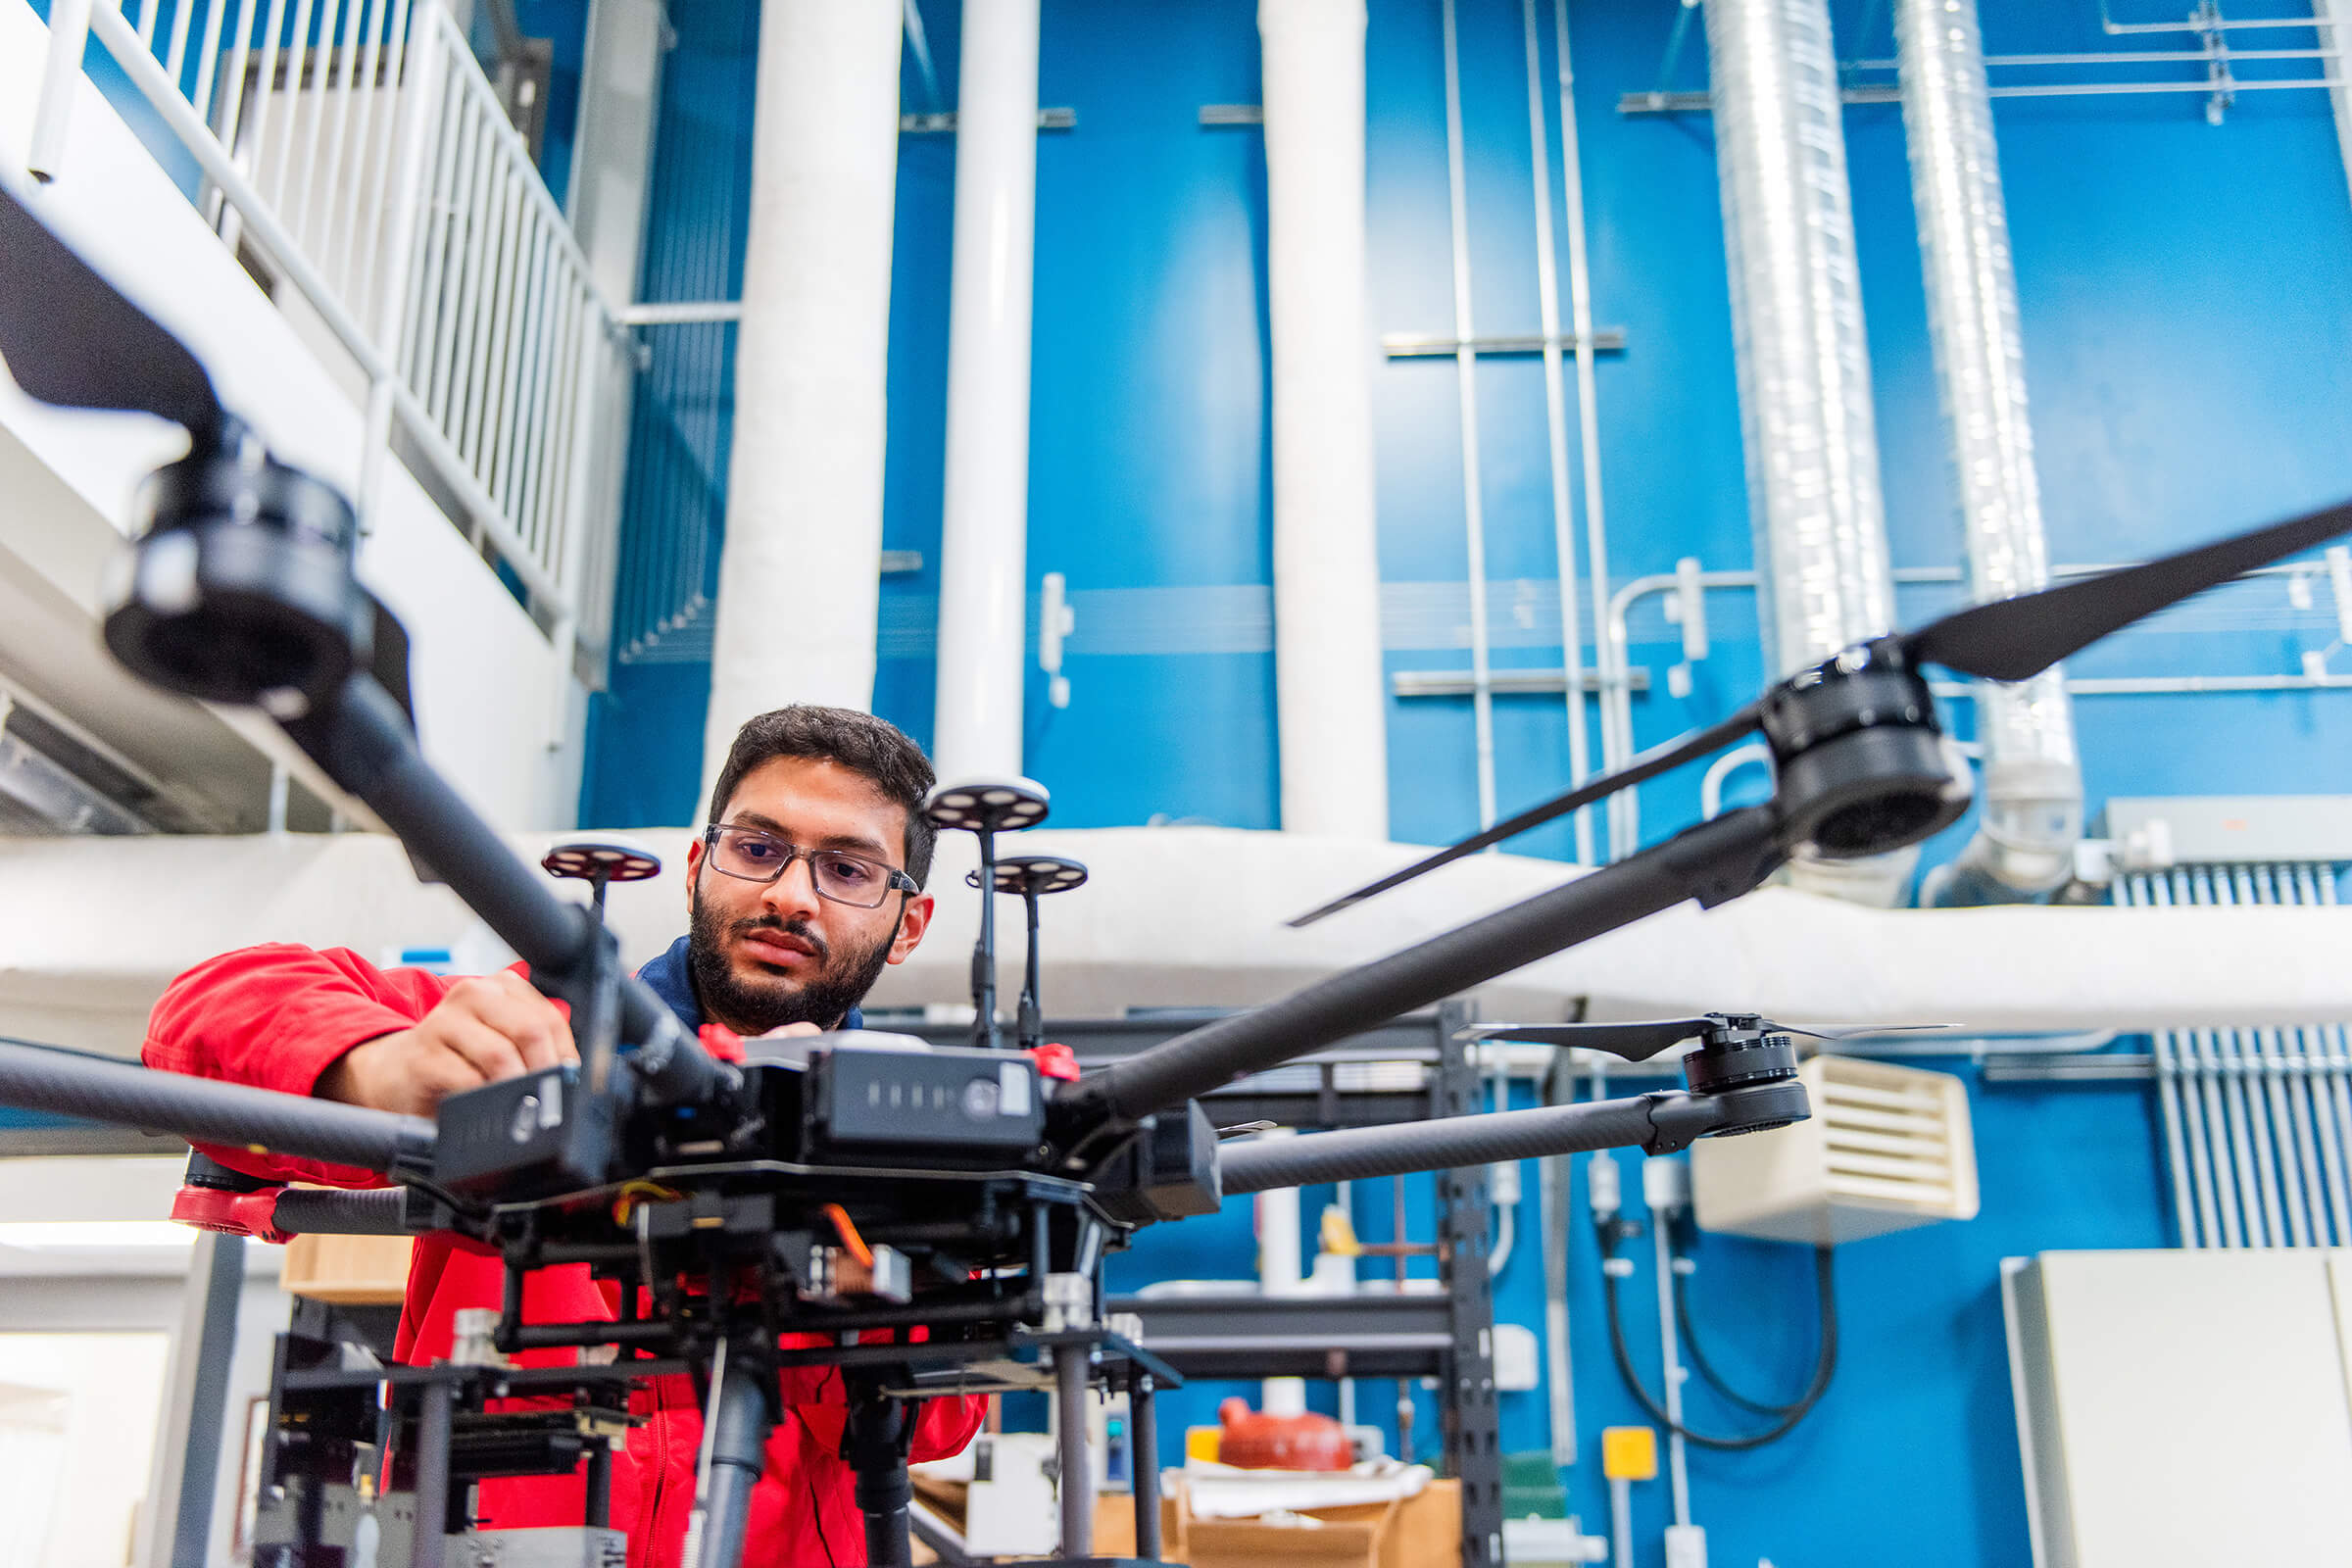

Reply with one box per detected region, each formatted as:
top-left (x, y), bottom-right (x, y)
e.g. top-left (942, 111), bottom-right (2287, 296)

top-left (682, 756), bottom-right (932, 1035)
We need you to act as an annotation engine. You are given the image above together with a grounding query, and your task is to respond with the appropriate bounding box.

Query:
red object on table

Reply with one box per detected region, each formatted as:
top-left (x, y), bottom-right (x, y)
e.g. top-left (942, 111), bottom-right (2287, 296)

top-left (1215, 1396), bottom-right (1354, 1471)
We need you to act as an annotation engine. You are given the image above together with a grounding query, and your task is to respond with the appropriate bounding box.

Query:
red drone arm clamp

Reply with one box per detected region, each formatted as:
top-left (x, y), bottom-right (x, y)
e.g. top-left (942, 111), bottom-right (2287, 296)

top-left (1029, 1042), bottom-right (1080, 1082)
top-left (171, 1183), bottom-right (290, 1245)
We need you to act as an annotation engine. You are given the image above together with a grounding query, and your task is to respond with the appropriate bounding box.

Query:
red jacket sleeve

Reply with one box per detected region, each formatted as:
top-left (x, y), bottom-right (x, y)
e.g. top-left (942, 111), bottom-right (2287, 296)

top-left (909, 1392), bottom-right (989, 1464)
top-left (142, 944), bottom-right (457, 1188)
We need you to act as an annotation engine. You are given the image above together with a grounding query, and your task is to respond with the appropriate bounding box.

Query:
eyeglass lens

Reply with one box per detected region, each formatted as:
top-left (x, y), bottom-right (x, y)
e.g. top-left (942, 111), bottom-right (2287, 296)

top-left (710, 828), bottom-right (895, 906)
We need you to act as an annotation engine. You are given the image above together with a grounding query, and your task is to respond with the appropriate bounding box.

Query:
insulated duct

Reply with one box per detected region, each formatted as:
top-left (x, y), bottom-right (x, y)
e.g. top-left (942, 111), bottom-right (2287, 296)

top-left (702, 0), bottom-right (904, 799)
top-left (1704, 0), bottom-right (1906, 904)
top-left (1897, 0), bottom-right (2083, 905)
top-left (1260, 0), bottom-right (1390, 839)
top-left (932, 0), bottom-right (1043, 782)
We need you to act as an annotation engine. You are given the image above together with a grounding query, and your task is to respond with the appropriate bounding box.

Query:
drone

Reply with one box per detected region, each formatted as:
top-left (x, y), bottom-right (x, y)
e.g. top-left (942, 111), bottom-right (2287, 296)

top-left (1, 177), bottom-right (2348, 1568)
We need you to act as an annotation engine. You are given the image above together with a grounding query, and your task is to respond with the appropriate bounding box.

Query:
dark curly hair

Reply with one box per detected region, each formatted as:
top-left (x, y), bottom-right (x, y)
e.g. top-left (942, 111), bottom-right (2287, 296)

top-left (706, 707), bottom-right (938, 887)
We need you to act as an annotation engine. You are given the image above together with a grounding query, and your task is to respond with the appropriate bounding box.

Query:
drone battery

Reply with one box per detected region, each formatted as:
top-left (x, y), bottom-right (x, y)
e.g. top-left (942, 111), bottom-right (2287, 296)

top-left (809, 1044), bottom-right (1044, 1162)
top-left (432, 1064), bottom-right (614, 1198)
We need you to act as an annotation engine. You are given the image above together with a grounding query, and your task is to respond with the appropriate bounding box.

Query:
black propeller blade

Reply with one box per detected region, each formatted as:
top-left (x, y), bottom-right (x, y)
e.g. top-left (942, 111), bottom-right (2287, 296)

top-left (1465, 1017), bottom-right (1944, 1062)
top-left (1288, 497), bottom-right (2352, 926)
top-left (1900, 497), bottom-right (2352, 683)
top-left (1285, 704), bottom-right (1764, 928)
top-left (0, 180), bottom-right (220, 436)
top-left (1778, 1023), bottom-right (1946, 1043)
top-left (1464, 1017), bottom-right (1722, 1061)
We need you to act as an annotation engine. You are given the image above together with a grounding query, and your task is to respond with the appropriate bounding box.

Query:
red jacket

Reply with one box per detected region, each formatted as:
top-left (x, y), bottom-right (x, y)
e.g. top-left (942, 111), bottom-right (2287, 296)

top-left (145, 944), bottom-right (985, 1567)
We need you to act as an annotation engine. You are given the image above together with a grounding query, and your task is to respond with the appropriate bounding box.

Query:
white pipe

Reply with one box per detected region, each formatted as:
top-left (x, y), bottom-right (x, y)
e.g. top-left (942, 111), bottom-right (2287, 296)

top-left (1441, 0), bottom-right (1497, 831)
top-left (29, 0), bottom-right (94, 181)
top-left (2121, 871), bottom-right (2205, 1248)
top-left (931, 0), bottom-right (1042, 782)
top-left (1488, 1054), bottom-right (1520, 1277)
top-left (568, 0), bottom-right (669, 309)
top-left (2309, 0), bottom-right (2352, 213)
top-left (1488, 1196), bottom-right (1516, 1278)
top-left (2247, 868), bottom-right (2326, 1247)
top-left (1259, 0), bottom-right (1390, 841)
top-left (1698, 743), bottom-right (1771, 820)
top-left (1551, 0), bottom-right (1626, 859)
top-left (1650, 1190), bottom-right (1690, 1531)
top-left (1520, 0), bottom-right (1592, 864)
top-left (1896, 0), bottom-right (2082, 906)
top-left (2280, 864), bottom-right (2352, 1245)
top-left (1254, 1131), bottom-right (1307, 1418)
top-left (701, 0), bottom-right (903, 798)
top-left (2305, 866), bottom-right (2352, 1245)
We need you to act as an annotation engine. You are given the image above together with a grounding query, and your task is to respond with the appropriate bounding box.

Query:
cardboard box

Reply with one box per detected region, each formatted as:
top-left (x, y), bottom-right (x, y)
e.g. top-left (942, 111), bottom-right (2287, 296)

top-left (279, 1231), bottom-right (414, 1304)
top-left (908, 1474), bottom-right (1170, 1561)
top-left (1160, 1473), bottom-right (1460, 1568)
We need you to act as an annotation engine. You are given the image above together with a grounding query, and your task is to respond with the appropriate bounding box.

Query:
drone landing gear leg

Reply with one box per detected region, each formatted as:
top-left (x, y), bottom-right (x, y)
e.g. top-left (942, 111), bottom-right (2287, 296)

top-left (412, 1379), bottom-right (455, 1568)
top-left (1131, 1374), bottom-right (1161, 1561)
top-left (1054, 1343), bottom-right (1094, 1558)
top-left (583, 1439), bottom-right (612, 1528)
top-left (844, 1375), bottom-right (919, 1567)
top-left (687, 1347), bottom-right (774, 1568)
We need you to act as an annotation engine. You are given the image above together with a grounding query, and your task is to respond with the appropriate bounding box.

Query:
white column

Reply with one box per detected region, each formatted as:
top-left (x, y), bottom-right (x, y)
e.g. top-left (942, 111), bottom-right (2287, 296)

top-left (2320, 0), bottom-right (2352, 218)
top-left (1254, 1132), bottom-right (1308, 1417)
top-left (1260, 0), bottom-right (1390, 840)
top-left (566, 0), bottom-right (667, 309)
top-left (930, 0), bottom-right (1041, 782)
top-left (701, 0), bottom-right (902, 800)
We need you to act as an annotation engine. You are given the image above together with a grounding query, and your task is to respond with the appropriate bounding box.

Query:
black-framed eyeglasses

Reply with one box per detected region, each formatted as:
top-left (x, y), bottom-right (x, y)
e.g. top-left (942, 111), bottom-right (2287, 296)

top-left (699, 824), bottom-right (919, 908)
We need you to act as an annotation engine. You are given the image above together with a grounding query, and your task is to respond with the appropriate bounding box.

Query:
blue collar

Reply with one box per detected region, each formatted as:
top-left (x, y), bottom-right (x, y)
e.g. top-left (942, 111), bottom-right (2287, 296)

top-left (634, 934), bottom-right (863, 1036)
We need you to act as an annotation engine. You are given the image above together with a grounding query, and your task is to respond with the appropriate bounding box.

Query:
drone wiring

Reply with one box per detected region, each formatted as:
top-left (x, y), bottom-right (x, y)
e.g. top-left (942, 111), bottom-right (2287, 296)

top-left (1599, 1228), bottom-right (1838, 1450)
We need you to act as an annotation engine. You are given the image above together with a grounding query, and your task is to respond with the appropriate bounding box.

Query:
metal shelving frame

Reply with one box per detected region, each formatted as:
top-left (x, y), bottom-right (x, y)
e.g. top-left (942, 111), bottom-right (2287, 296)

top-left (907, 1006), bottom-right (1504, 1568)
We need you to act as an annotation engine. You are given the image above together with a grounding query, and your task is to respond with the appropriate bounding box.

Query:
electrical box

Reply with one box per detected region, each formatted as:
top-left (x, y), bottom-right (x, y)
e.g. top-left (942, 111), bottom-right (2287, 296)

top-left (2096, 794), bottom-right (2352, 866)
top-left (2003, 1250), bottom-right (2352, 1567)
top-left (1689, 1055), bottom-right (1976, 1245)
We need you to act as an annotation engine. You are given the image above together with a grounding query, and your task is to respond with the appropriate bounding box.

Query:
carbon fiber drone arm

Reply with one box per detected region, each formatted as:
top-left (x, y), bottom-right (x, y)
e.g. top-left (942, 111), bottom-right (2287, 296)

top-left (282, 674), bottom-right (728, 1108)
top-left (1062, 805), bottom-right (1787, 1131)
top-left (0, 1038), bottom-right (432, 1177)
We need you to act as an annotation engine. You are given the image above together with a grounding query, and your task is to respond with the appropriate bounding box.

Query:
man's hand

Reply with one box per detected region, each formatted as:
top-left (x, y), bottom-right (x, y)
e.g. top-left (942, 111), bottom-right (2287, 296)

top-left (317, 972), bottom-right (577, 1117)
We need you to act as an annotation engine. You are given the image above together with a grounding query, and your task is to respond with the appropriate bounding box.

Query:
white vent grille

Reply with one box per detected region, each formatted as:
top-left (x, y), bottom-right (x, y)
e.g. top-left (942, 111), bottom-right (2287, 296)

top-left (1690, 1056), bottom-right (1979, 1246)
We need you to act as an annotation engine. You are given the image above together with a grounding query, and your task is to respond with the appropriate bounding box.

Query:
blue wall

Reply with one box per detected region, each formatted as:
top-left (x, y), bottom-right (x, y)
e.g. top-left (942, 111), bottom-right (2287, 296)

top-left (1105, 1066), bottom-right (2171, 1568)
top-left (574, 4), bottom-right (2352, 1564)
top-left (583, 0), bottom-right (2352, 844)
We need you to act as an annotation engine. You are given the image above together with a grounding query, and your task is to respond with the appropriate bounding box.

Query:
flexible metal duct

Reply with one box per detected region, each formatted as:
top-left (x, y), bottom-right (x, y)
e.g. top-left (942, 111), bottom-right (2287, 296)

top-left (1898, 0), bottom-right (2083, 905)
top-left (1706, 0), bottom-right (1896, 674)
top-left (1703, 0), bottom-right (1906, 903)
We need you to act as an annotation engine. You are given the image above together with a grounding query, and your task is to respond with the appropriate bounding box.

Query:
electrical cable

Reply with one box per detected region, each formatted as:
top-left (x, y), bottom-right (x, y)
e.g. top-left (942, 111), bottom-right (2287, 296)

top-left (1599, 1229), bottom-right (1836, 1449)
top-left (1674, 1266), bottom-right (1808, 1415)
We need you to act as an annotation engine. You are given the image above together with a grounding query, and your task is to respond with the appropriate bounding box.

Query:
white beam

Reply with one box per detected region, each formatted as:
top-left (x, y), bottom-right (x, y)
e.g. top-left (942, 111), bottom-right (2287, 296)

top-left (931, 0), bottom-right (1042, 781)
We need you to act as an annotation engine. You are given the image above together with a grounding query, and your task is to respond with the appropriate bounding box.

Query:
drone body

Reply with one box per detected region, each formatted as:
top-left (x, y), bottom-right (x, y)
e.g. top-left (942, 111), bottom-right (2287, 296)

top-left (5, 177), bottom-right (2352, 1568)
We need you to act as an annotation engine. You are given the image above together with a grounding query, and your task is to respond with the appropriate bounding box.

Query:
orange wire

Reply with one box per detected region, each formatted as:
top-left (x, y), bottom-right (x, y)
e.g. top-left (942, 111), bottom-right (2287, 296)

top-left (822, 1203), bottom-right (874, 1268)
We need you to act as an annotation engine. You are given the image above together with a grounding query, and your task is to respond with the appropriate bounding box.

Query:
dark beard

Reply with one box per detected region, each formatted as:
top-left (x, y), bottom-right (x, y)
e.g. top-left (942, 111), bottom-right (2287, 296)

top-left (687, 895), bottom-right (898, 1035)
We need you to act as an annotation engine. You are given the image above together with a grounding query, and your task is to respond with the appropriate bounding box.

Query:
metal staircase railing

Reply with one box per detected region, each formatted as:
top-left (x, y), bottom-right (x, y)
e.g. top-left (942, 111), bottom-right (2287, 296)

top-left (31, 0), bottom-right (628, 672)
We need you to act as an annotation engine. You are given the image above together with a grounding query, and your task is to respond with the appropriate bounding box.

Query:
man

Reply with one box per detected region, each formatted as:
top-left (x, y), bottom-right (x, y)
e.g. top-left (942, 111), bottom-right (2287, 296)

top-left (146, 706), bottom-right (984, 1567)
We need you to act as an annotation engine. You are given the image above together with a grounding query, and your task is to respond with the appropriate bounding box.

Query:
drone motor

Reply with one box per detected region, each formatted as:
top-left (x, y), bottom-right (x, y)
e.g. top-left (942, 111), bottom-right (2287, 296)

top-left (99, 421), bottom-right (375, 715)
top-left (1759, 639), bottom-right (1972, 859)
